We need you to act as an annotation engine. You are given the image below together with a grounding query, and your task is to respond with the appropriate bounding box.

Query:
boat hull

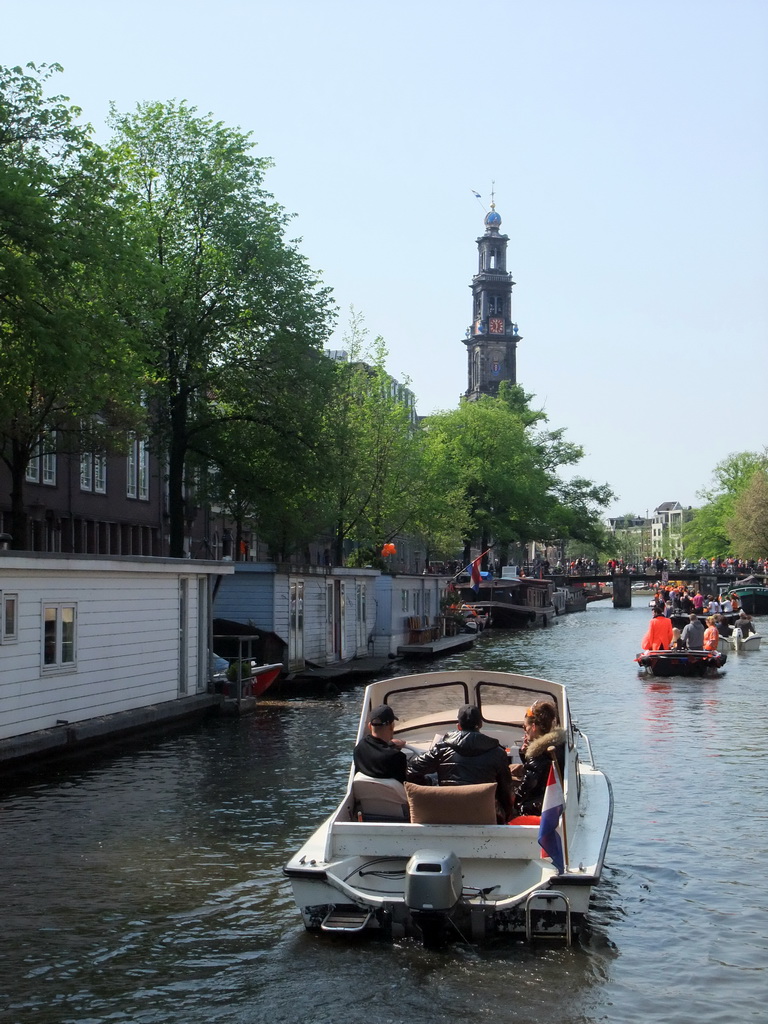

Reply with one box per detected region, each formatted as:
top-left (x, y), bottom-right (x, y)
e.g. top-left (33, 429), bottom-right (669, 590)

top-left (250, 663), bottom-right (283, 697)
top-left (635, 650), bottom-right (727, 676)
top-left (731, 590), bottom-right (768, 616)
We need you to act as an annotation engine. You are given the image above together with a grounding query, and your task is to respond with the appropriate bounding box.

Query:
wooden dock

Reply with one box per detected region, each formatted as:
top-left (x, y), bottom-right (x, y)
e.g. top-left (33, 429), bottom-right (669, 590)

top-left (397, 633), bottom-right (476, 657)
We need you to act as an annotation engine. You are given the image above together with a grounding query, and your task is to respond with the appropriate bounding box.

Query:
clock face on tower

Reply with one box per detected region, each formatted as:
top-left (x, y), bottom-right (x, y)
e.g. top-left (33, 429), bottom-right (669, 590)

top-left (489, 318), bottom-right (504, 334)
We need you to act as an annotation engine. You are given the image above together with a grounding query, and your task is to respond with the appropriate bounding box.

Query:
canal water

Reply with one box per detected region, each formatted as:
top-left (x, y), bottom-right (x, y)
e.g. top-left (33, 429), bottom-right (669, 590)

top-left (1, 596), bottom-right (766, 1024)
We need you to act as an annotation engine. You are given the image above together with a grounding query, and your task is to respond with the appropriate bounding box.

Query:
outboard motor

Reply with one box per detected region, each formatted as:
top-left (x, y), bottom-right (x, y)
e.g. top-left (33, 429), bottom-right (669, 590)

top-left (405, 849), bottom-right (462, 947)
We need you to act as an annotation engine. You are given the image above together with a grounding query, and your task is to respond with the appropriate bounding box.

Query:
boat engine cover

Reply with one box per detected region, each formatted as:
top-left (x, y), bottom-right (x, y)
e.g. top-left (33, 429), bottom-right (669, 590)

top-left (404, 849), bottom-right (462, 911)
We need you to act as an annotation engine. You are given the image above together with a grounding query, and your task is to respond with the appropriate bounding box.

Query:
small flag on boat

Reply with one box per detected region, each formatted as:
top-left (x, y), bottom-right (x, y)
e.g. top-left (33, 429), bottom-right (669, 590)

top-left (538, 764), bottom-right (565, 873)
top-left (470, 556), bottom-right (482, 593)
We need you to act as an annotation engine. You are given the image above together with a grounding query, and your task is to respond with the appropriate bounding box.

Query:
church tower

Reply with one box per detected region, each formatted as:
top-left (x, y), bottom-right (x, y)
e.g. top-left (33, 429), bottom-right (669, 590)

top-left (462, 202), bottom-right (522, 401)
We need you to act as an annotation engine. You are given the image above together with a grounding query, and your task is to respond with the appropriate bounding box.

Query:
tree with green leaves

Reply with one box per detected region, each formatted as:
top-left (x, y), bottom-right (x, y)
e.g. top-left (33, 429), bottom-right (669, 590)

top-left (421, 384), bottom-right (613, 566)
top-left (726, 469), bottom-right (768, 560)
top-left (683, 450), bottom-right (768, 559)
top-left (0, 63), bottom-right (148, 548)
top-left (108, 100), bottom-right (335, 557)
top-left (319, 313), bottom-right (436, 566)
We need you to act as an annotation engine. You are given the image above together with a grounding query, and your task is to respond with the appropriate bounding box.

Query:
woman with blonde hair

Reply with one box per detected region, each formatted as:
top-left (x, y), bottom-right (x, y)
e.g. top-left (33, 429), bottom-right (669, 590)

top-left (703, 616), bottom-right (720, 652)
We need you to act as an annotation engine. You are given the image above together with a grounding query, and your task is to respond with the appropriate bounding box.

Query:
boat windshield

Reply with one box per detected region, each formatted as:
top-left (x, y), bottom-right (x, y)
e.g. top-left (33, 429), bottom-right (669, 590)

top-left (382, 681), bottom-right (469, 723)
top-left (476, 681), bottom-right (559, 724)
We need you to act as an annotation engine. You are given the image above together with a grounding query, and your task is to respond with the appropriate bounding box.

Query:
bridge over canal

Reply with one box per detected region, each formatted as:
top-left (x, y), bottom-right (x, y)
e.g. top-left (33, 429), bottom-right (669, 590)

top-left (542, 570), bottom-right (764, 609)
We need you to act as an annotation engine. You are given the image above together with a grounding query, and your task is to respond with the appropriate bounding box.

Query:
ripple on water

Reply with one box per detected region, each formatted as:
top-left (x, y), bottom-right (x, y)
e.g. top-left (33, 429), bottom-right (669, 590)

top-left (0, 598), bottom-right (765, 1024)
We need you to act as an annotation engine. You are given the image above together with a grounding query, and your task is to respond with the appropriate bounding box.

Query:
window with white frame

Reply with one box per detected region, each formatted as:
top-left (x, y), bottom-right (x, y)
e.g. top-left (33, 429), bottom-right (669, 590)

top-left (42, 442), bottom-right (57, 485)
top-left (26, 433), bottom-right (57, 485)
top-left (401, 589), bottom-right (409, 612)
top-left (127, 438), bottom-right (149, 500)
top-left (81, 451), bottom-right (107, 493)
top-left (26, 438), bottom-right (41, 483)
top-left (1, 592), bottom-right (18, 643)
top-left (42, 603), bottom-right (76, 669)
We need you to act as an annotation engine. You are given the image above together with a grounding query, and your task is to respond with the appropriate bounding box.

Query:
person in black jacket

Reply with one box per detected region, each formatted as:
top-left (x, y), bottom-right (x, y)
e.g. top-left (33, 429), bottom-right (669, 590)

top-left (406, 705), bottom-right (514, 822)
top-left (353, 704), bottom-right (407, 782)
top-left (511, 701), bottom-right (566, 817)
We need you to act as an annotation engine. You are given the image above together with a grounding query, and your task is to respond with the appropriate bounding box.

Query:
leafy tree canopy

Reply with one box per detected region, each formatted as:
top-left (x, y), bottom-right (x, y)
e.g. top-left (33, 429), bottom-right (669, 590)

top-left (0, 62), bottom-right (148, 547)
top-left (684, 449), bottom-right (768, 560)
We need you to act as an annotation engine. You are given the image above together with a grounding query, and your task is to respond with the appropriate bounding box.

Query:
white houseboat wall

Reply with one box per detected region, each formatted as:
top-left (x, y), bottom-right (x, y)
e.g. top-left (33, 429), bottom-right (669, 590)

top-left (0, 553), bottom-right (233, 752)
top-left (371, 573), bottom-right (453, 657)
top-left (212, 563), bottom-right (380, 673)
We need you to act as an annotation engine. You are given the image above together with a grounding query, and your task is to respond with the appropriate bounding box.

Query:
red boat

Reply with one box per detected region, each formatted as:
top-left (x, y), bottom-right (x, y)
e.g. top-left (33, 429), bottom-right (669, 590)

top-left (249, 662), bottom-right (283, 697)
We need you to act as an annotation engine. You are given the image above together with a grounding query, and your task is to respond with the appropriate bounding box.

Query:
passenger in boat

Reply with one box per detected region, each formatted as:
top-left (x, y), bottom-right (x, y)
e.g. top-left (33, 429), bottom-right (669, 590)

top-left (702, 616), bottom-right (720, 652)
top-left (510, 702), bottom-right (566, 818)
top-left (715, 614), bottom-right (732, 638)
top-left (736, 611), bottom-right (755, 636)
top-left (692, 591), bottom-right (705, 612)
top-left (406, 705), bottom-right (514, 822)
top-left (641, 609), bottom-right (674, 651)
top-left (353, 705), bottom-right (407, 783)
top-left (680, 613), bottom-right (705, 650)
top-left (670, 627), bottom-right (685, 650)
top-left (721, 595), bottom-right (733, 614)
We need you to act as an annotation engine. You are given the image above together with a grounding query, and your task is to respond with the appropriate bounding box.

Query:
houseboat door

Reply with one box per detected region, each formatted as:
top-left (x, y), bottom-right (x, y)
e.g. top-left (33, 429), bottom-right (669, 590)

top-left (325, 580), bottom-right (346, 662)
top-left (288, 579), bottom-right (304, 667)
top-left (178, 578), bottom-right (188, 694)
top-left (356, 583), bottom-right (367, 655)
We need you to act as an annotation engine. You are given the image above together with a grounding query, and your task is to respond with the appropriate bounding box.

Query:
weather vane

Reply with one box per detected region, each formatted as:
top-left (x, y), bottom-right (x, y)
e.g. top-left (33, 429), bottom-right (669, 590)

top-left (470, 182), bottom-right (496, 213)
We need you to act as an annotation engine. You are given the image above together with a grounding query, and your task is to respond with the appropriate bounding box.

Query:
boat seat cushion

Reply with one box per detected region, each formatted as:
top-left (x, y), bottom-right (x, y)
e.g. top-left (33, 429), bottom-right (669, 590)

top-left (404, 781), bottom-right (497, 825)
top-left (352, 773), bottom-right (410, 821)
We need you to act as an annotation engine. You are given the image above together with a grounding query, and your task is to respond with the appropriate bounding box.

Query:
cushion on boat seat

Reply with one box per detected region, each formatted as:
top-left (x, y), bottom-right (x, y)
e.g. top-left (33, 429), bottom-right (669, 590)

top-left (404, 781), bottom-right (497, 825)
top-left (352, 772), bottom-right (410, 822)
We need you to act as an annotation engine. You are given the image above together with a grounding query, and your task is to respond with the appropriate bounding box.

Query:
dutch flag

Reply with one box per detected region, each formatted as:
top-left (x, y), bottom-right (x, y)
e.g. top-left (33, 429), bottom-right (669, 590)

top-left (538, 764), bottom-right (565, 873)
top-left (469, 556), bottom-right (482, 593)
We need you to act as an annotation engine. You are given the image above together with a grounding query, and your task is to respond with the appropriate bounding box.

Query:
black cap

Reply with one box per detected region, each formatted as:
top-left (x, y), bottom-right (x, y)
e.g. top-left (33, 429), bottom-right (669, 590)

top-left (458, 704), bottom-right (482, 730)
top-left (369, 704), bottom-right (398, 725)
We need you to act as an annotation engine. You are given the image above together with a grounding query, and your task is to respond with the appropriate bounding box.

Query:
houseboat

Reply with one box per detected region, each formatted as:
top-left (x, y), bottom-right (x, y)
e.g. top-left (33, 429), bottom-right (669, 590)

top-left (0, 552), bottom-right (232, 765)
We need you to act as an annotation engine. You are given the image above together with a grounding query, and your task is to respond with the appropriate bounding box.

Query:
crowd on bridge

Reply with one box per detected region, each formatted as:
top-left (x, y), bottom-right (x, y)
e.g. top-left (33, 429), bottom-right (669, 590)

top-left (421, 554), bottom-right (767, 580)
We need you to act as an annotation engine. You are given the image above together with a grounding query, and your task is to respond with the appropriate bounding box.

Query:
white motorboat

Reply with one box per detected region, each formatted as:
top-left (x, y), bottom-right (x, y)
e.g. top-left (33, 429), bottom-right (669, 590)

top-left (284, 669), bottom-right (613, 945)
top-left (729, 630), bottom-right (761, 652)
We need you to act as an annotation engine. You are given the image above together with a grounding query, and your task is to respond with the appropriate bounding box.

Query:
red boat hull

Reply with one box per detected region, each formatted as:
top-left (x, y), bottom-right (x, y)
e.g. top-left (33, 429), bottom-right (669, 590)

top-left (249, 663), bottom-right (283, 697)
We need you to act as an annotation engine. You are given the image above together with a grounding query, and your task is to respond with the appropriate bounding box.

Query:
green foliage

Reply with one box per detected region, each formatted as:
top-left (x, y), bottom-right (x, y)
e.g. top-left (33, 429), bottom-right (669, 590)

top-left (726, 469), bottom-right (768, 559)
top-left (319, 311), bottom-right (452, 564)
top-left (107, 99), bottom-right (335, 556)
top-left (421, 385), bottom-right (613, 560)
top-left (0, 63), bottom-right (148, 547)
top-left (684, 449), bottom-right (768, 559)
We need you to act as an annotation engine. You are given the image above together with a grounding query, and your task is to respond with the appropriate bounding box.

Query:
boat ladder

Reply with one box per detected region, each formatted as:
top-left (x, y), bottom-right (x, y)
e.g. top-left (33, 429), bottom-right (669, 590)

top-left (524, 889), bottom-right (572, 946)
top-left (321, 905), bottom-right (374, 933)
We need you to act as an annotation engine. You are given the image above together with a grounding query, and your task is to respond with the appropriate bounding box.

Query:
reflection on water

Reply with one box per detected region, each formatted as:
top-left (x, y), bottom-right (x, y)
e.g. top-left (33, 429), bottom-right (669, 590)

top-left (0, 597), bottom-right (766, 1024)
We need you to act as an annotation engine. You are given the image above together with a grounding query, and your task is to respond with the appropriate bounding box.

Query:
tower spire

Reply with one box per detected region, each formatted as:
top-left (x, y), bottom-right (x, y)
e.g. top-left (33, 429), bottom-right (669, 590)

top-left (461, 195), bottom-right (522, 401)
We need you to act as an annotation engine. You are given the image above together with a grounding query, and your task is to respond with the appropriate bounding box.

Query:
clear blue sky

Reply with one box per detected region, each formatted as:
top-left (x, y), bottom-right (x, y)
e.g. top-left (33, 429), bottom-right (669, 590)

top-left (4, 0), bottom-right (767, 520)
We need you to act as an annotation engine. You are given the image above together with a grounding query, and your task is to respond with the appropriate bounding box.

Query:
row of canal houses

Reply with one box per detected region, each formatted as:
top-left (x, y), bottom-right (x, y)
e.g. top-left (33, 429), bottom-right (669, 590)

top-left (0, 550), bottom-right (467, 764)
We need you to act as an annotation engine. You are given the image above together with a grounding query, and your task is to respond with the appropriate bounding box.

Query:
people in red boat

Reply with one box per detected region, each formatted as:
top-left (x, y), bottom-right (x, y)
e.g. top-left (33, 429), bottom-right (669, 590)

top-left (641, 609), bottom-right (674, 651)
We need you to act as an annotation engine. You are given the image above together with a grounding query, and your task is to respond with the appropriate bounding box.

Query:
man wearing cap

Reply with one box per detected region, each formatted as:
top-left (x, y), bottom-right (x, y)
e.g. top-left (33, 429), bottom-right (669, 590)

top-left (406, 705), bottom-right (514, 822)
top-left (353, 704), bottom-right (408, 782)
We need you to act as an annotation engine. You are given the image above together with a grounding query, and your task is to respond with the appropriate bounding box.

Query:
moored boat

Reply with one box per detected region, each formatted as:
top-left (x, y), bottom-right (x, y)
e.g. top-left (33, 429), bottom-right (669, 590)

top-left (635, 649), bottom-right (727, 676)
top-left (249, 662), bottom-right (284, 696)
top-left (284, 669), bottom-right (613, 945)
top-left (458, 577), bottom-right (556, 628)
top-left (727, 576), bottom-right (768, 616)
